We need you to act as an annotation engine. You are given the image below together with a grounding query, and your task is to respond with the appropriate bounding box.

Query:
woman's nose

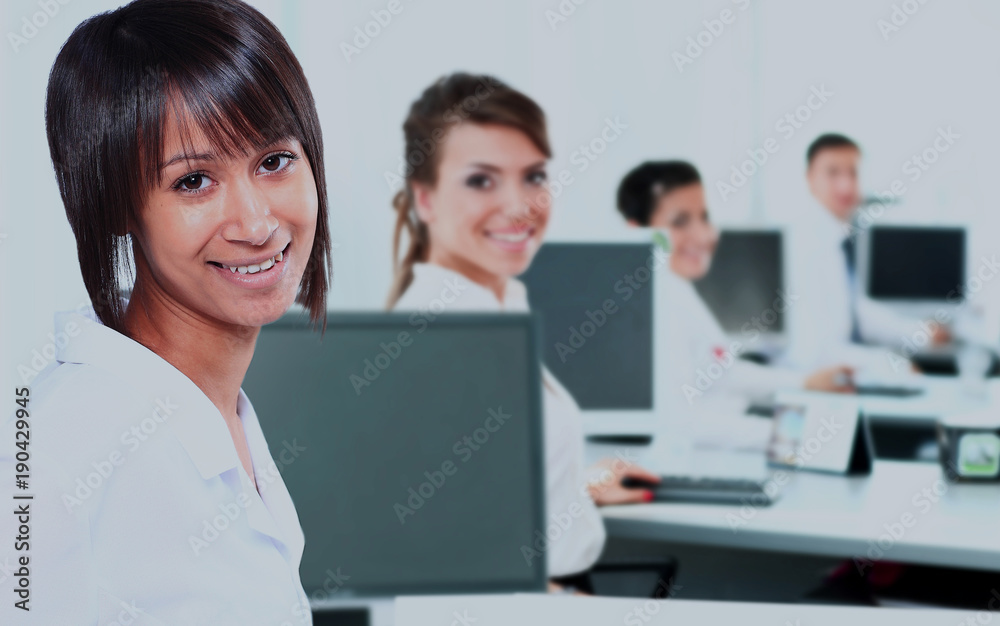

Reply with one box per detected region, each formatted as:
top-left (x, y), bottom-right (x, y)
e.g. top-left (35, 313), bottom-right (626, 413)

top-left (221, 179), bottom-right (278, 245)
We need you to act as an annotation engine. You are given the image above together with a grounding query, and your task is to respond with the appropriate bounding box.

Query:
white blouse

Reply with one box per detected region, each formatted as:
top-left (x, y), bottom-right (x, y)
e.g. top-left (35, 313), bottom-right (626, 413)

top-left (1, 307), bottom-right (311, 625)
top-left (394, 263), bottom-right (606, 578)
top-left (661, 269), bottom-right (808, 411)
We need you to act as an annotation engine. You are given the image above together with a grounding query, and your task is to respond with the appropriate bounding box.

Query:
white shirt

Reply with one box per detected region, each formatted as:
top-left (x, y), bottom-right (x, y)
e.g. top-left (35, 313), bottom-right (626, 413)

top-left (1, 307), bottom-right (311, 625)
top-left (394, 263), bottom-right (606, 578)
top-left (784, 202), bottom-right (926, 372)
top-left (661, 269), bottom-right (807, 411)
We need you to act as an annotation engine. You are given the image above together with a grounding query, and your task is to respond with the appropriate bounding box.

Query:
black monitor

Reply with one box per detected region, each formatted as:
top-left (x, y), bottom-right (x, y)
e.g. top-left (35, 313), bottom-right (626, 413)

top-left (867, 226), bottom-right (966, 301)
top-left (244, 313), bottom-right (546, 598)
top-left (694, 229), bottom-right (785, 334)
top-left (518, 242), bottom-right (655, 410)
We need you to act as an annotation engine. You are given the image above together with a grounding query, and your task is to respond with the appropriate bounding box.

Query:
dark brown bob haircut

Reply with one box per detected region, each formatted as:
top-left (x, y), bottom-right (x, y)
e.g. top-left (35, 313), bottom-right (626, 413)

top-left (45, 0), bottom-right (331, 333)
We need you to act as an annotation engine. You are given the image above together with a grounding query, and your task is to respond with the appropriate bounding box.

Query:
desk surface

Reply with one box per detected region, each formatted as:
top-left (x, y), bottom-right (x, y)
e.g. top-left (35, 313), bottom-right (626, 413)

top-left (395, 594), bottom-right (975, 625)
top-left (583, 377), bottom-right (1000, 436)
top-left (596, 447), bottom-right (1000, 572)
top-left (858, 376), bottom-right (999, 421)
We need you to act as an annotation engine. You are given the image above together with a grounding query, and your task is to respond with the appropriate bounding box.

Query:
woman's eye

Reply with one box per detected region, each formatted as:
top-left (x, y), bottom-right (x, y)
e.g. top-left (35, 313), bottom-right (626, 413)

top-left (466, 174), bottom-right (493, 190)
top-left (672, 215), bottom-right (689, 229)
top-left (176, 173), bottom-right (211, 192)
top-left (258, 153), bottom-right (295, 174)
top-left (526, 171), bottom-right (547, 185)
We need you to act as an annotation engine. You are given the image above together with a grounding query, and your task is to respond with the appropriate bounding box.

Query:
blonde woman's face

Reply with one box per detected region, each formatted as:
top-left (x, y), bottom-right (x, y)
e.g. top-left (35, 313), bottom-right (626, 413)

top-left (413, 123), bottom-right (550, 292)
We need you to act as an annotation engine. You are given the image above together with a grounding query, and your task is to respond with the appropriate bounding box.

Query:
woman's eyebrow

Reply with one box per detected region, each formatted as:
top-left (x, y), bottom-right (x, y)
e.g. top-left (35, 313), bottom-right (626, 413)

top-left (468, 162), bottom-right (502, 173)
top-left (160, 151), bottom-right (217, 171)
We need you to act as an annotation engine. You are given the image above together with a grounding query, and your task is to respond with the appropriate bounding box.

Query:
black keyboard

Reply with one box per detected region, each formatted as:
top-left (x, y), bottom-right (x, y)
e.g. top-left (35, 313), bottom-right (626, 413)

top-left (854, 385), bottom-right (924, 398)
top-left (622, 475), bottom-right (774, 505)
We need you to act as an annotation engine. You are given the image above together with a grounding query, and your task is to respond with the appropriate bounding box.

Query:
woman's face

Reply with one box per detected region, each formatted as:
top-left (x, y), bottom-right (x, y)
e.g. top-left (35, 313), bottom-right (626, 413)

top-left (647, 183), bottom-right (718, 280)
top-left (130, 111), bottom-right (318, 328)
top-left (413, 123), bottom-right (550, 293)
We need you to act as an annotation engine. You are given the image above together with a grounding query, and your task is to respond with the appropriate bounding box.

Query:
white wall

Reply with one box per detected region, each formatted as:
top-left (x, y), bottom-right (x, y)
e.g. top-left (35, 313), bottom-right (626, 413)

top-left (4, 0), bottom-right (1000, 387)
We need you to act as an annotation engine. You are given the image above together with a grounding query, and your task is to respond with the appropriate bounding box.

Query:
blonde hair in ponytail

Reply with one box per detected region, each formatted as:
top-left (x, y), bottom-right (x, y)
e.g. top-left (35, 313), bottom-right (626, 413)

top-left (385, 72), bottom-right (551, 309)
top-left (386, 187), bottom-right (429, 308)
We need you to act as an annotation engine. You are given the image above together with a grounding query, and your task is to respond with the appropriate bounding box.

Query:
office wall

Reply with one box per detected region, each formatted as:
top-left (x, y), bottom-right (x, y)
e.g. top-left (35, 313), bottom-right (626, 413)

top-left (4, 0), bottom-right (1000, 387)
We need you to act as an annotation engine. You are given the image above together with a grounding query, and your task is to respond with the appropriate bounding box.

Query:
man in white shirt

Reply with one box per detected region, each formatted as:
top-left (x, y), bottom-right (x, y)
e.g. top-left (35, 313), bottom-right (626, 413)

top-left (784, 134), bottom-right (948, 373)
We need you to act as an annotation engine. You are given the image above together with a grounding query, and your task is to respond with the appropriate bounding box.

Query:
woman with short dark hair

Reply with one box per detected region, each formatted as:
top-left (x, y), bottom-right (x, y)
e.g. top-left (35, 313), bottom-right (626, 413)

top-left (5, 1), bottom-right (331, 622)
top-left (617, 161), bottom-right (853, 419)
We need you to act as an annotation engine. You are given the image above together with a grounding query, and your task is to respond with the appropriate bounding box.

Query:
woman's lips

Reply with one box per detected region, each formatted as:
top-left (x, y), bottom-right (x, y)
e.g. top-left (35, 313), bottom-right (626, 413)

top-left (209, 243), bottom-right (291, 289)
top-left (485, 228), bottom-right (535, 252)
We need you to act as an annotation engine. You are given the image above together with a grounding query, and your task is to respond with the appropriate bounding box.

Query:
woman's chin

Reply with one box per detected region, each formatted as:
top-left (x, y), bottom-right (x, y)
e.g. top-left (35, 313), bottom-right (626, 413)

top-left (223, 295), bottom-right (299, 328)
top-left (672, 261), bottom-right (710, 282)
top-left (503, 256), bottom-right (535, 279)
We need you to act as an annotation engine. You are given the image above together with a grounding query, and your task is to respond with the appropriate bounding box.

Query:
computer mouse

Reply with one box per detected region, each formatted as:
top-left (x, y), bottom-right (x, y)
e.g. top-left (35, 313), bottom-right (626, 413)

top-left (621, 476), bottom-right (659, 490)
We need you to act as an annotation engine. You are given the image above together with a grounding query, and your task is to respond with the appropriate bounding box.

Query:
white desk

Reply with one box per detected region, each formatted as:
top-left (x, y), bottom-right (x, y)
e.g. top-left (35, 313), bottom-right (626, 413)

top-left (395, 594), bottom-right (975, 625)
top-left (595, 448), bottom-right (1000, 572)
top-left (583, 377), bottom-right (1000, 437)
top-left (858, 376), bottom-right (1000, 422)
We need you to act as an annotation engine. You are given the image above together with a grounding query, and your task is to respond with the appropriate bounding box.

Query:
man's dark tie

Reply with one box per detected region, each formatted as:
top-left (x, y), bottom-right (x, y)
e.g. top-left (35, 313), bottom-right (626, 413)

top-left (841, 237), bottom-right (862, 343)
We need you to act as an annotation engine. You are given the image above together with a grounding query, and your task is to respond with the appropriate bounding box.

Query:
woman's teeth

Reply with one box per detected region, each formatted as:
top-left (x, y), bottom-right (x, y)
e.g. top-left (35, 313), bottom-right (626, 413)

top-left (488, 231), bottom-right (531, 243)
top-left (227, 250), bottom-right (283, 274)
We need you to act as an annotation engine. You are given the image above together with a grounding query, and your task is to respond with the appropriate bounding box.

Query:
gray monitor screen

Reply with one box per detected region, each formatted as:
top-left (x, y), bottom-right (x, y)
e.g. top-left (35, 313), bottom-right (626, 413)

top-left (519, 243), bottom-right (655, 410)
top-left (867, 226), bottom-right (965, 300)
top-left (244, 313), bottom-right (546, 598)
top-left (694, 230), bottom-right (785, 334)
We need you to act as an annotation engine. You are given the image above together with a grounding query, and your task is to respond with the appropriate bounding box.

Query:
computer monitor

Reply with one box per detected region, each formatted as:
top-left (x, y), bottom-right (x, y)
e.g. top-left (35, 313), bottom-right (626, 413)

top-left (866, 226), bottom-right (966, 301)
top-left (518, 242), bottom-right (656, 412)
top-left (693, 229), bottom-right (785, 338)
top-left (244, 313), bottom-right (547, 599)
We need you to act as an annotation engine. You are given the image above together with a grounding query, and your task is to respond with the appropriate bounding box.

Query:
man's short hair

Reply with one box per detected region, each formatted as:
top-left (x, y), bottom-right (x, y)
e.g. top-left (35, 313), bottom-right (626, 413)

top-left (806, 134), bottom-right (860, 166)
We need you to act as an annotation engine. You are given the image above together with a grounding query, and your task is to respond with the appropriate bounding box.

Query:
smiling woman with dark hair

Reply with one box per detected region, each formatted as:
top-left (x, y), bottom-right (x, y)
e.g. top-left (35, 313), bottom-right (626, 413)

top-left (2, 0), bottom-right (330, 623)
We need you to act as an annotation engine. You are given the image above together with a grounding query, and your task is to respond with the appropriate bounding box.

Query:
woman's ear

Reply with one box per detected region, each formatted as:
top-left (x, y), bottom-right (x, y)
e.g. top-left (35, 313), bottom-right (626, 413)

top-left (626, 219), bottom-right (639, 228)
top-left (412, 182), bottom-right (435, 224)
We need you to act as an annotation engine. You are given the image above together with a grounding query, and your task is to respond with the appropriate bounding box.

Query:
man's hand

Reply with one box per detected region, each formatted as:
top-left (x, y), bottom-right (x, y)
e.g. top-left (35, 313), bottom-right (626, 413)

top-left (804, 365), bottom-right (855, 393)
